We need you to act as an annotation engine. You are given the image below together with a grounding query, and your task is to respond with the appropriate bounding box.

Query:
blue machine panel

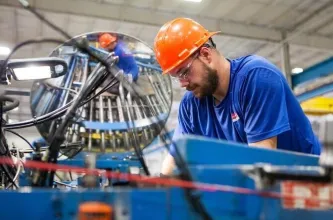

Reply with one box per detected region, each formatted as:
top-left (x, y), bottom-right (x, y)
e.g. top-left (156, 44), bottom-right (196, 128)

top-left (176, 136), bottom-right (319, 166)
top-left (0, 136), bottom-right (332, 220)
top-left (58, 152), bottom-right (141, 170)
top-left (82, 113), bottom-right (168, 131)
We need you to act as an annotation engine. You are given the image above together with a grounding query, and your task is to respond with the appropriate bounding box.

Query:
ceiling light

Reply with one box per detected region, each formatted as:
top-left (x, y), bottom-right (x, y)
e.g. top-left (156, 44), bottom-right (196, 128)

top-left (184, 0), bottom-right (202, 2)
top-left (12, 66), bottom-right (52, 80)
top-left (292, 67), bottom-right (303, 74)
top-left (0, 46), bottom-right (10, 56)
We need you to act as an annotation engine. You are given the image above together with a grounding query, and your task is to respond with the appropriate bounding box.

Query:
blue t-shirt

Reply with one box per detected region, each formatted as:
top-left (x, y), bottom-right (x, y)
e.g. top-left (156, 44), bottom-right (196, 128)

top-left (114, 42), bottom-right (139, 81)
top-left (170, 55), bottom-right (321, 156)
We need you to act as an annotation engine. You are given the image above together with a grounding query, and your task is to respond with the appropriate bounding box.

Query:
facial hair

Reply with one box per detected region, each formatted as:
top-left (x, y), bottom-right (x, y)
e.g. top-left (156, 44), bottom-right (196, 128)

top-left (188, 62), bottom-right (219, 99)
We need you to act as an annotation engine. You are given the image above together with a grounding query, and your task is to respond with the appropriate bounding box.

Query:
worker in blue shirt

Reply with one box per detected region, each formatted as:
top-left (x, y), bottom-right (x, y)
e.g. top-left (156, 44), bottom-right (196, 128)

top-left (153, 18), bottom-right (322, 176)
top-left (99, 33), bottom-right (139, 82)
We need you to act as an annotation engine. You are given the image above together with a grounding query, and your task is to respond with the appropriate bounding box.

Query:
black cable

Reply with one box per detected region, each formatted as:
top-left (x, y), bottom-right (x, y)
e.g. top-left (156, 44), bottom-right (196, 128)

top-left (19, 2), bottom-right (152, 178)
top-left (0, 96), bottom-right (19, 189)
top-left (0, 137), bottom-right (18, 189)
top-left (0, 94), bottom-right (20, 113)
top-left (0, 96), bottom-right (2, 145)
top-left (1, 163), bottom-right (19, 189)
top-left (16, 1), bottom-right (211, 219)
top-left (4, 73), bottom-right (119, 129)
top-left (4, 129), bottom-right (35, 151)
top-left (43, 64), bottom-right (115, 186)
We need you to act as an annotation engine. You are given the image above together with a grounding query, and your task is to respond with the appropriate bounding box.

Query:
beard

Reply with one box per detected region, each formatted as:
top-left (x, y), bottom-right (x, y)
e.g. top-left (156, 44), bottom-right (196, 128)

top-left (186, 63), bottom-right (219, 99)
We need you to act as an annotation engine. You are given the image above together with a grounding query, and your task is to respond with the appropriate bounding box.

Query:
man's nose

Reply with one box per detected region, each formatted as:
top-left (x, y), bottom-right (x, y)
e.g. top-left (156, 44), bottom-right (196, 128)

top-left (179, 78), bottom-right (189, 88)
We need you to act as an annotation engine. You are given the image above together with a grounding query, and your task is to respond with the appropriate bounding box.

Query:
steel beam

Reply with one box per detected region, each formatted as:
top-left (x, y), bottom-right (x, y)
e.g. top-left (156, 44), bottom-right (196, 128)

top-left (1, 0), bottom-right (333, 51)
top-left (296, 83), bottom-right (333, 103)
top-left (292, 56), bottom-right (333, 88)
top-left (281, 31), bottom-right (292, 86)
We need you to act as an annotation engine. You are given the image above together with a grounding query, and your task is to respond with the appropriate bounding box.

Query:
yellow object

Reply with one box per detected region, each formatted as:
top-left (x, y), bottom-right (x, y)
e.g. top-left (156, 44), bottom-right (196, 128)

top-left (301, 97), bottom-right (333, 115)
top-left (80, 132), bottom-right (143, 139)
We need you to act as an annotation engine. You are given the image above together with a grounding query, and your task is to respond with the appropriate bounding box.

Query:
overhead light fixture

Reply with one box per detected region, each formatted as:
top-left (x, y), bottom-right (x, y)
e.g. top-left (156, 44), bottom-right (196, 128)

top-left (0, 46), bottom-right (10, 56)
top-left (11, 66), bottom-right (52, 80)
top-left (184, 0), bottom-right (202, 2)
top-left (292, 67), bottom-right (303, 74)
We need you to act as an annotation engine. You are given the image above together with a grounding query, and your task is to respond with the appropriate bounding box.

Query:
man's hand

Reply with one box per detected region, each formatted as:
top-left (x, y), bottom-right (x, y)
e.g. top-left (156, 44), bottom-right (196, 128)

top-left (161, 153), bottom-right (176, 176)
top-left (249, 136), bottom-right (277, 149)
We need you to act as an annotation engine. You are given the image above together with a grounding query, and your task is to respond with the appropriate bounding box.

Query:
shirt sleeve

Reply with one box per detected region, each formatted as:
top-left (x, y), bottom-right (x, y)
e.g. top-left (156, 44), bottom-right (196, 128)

top-left (130, 63), bottom-right (139, 81)
top-left (114, 44), bottom-right (139, 81)
top-left (240, 67), bottom-right (290, 143)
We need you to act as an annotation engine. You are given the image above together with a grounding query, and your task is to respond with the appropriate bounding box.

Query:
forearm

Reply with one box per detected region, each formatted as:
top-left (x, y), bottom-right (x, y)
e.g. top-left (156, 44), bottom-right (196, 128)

top-left (248, 136), bottom-right (277, 149)
top-left (161, 153), bottom-right (176, 176)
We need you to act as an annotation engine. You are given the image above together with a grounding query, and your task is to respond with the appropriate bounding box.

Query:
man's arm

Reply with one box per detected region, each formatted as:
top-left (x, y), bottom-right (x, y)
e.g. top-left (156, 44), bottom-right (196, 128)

top-left (160, 98), bottom-right (194, 176)
top-left (160, 124), bottom-right (186, 176)
top-left (161, 153), bottom-right (176, 176)
top-left (249, 136), bottom-right (277, 149)
top-left (241, 67), bottom-right (290, 149)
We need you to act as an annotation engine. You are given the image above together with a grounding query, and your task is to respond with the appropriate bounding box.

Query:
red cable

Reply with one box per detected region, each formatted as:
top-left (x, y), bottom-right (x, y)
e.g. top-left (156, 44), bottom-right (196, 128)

top-left (1, 156), bottom-right (332, 206)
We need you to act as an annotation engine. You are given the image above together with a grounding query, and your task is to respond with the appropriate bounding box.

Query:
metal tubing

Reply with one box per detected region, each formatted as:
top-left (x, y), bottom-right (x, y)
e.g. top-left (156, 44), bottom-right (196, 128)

top-left (99, 95), bottom-right (106, 152)
top-left (88, 100), bottom-right (93, 151)
top-left (107, 97), bottom-right (116, 152)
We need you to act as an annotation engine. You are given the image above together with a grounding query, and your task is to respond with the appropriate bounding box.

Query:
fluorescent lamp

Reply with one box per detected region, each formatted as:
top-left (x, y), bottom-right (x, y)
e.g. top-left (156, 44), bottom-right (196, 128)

top-left (0, 46), bottom-right (10, 56)
top-left (184, 0), bottom-right (202, 2)
top-left (292, 67), bottom-right (303, 74)
top-left (12, 66), bottom-right (52, 80)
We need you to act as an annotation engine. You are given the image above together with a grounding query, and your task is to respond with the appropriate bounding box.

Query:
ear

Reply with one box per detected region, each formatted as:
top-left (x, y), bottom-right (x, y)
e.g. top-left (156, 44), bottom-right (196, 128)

top-left (199, 47), bottom-right (213, 63)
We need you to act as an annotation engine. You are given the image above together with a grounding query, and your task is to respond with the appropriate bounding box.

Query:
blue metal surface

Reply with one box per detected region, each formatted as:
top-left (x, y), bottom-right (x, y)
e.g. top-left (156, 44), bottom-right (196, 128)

top-left (292, 56), bottom-right (333, 88)
top-left (58, 151), bottom-right (141, 170)
top-left (82, 113), bottom-right (168, 131)
top-left (1, 136), bottom-right (332, 219)
top-left (177, 136), bottom-right (319, 166)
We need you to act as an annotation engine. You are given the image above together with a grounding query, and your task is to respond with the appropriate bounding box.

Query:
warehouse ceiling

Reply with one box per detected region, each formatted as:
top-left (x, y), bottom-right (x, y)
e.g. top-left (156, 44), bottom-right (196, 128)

top-left (1, 0), bottom-right (333, 121)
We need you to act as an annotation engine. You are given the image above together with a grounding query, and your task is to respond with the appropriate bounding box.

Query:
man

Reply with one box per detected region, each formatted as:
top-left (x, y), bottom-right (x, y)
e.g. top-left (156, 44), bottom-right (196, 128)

top-left (99, 33), bottom-right (139, 82)
top-left (153, 18), bottom-right (322, 176)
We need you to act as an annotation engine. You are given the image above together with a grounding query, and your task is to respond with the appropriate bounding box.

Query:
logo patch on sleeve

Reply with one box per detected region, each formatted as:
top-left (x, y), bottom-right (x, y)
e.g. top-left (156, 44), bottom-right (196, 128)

top-left (231, 112), bottom-right (239, 122)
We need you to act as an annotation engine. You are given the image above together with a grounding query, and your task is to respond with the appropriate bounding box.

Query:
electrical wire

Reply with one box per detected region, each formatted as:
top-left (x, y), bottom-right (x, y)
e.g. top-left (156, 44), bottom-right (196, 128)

top-left (44, 83), bottom-right (78, 96)
top-left (44, 64), bottom-right (115, 186)
top-left (17, 3), bottom-right (153, 178)
top-left (3, 1), bottom-right (210, 219)
top-left (0, 156), bottom-right (332, 206)
top-left (4, 76), bottom-right (118, 129)
top-left (3, 129), bottom-right (35, 151)
top-left (6, 154), bottom-right (23, 189)
top-left (0, 99), bottom-right (19, 189)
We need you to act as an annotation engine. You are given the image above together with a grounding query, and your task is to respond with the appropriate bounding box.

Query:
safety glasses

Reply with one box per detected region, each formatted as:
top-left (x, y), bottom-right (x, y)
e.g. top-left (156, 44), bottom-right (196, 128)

top-left (169, 53), bottom-right (198, 82)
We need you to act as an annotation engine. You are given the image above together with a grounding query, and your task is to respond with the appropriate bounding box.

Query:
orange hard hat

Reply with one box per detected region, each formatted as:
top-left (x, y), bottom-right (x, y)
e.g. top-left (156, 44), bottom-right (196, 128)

top-left (99, 33), bottom-right (117, 48)
top-left (154, 18), bottom-right (220, 74)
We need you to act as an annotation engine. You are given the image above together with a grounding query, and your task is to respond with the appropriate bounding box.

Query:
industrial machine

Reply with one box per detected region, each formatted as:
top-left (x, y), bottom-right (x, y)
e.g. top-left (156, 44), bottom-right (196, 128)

top-left (0, 1), bottom-right (333, 219)
top-left (0, 136), bottom-right (333, 219)
top-left (29, 32), bottom-right (171, 154)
